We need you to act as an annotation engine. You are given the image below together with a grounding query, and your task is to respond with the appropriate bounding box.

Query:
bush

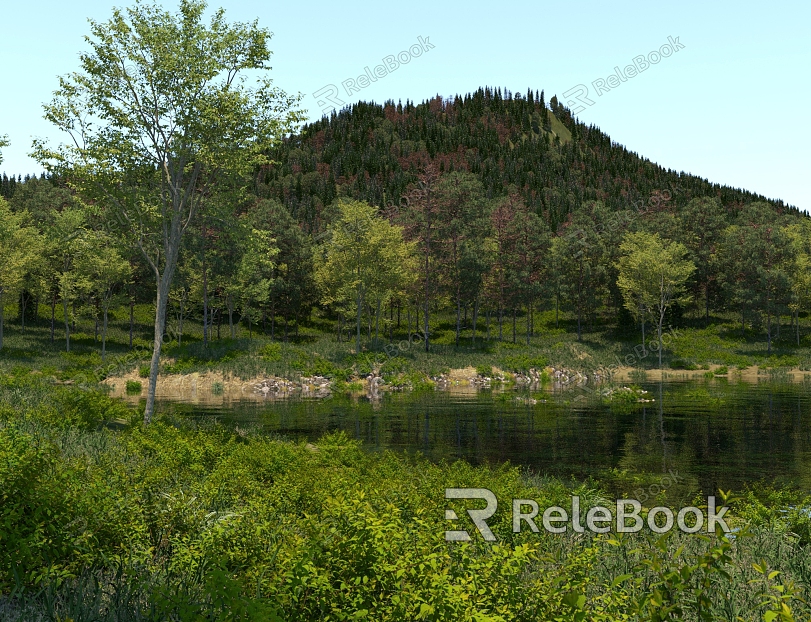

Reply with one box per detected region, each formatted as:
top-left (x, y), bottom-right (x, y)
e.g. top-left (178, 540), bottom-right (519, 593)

top-left (500, 354), bottom-right (549, 373)
top-left (125, 380), bottom-right (143, 395)
top-left (258, 342), bottom-right (282, 361)
top-left (475, 364), bottom-right (492, 377)
top-left (138, 365), bottom-right (150, 378)
top-left (291, 351), bottom-right (346, 379)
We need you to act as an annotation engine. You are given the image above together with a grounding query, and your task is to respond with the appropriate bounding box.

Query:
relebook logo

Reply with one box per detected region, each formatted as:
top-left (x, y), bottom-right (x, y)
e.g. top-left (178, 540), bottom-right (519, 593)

top-left (563, 35), bottom-right (686, 115)
top-left (444, 488), bottom-right (730, 541)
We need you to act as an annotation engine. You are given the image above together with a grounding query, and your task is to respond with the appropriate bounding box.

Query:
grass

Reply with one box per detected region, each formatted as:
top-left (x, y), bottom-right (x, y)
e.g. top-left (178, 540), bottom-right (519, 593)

top-left (3, 302), bottom-right (811, 394)
top-left (1, 374), bottom-right (811, 620)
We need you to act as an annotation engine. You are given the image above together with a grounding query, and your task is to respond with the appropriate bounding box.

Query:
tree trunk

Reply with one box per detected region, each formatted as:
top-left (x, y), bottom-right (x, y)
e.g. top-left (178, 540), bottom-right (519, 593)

top-left (51, 296), bottom-right (57, 343)
top-left (472, 297), bottom-right (479, 347)
top-left (228, 294), bottom-right (235, 339)
top-left (407, 307), bottom-right (412, 345)
top-left (424, 293), bottom-right (430, 353)
top-left (498, 305), bottom-right (503, 341)
top-left (202, 265), bottom-right (209, 348)
top-left (455, 294), bottom-right (461, 347)
top-left (63, 295), bottom-right (71, 352)
top-left (705, 284), bottom-right (710, 326)
top-left (530, 305), bottom-right (534, 338)
top-left (144, 269), bottom-right (174, 425)
top-left (178, 298), bottom-right (184, 346)
top-left (19, 292), bottom-right (27, 332)
top-left (374, 299), bottom-right (381, 345)
top-left (423, 242), bottom-right (430, 353)
top-left (102, 303), bottom-right (109, 360)
top-left (356, 287), bottom-right (363, 353)
top-left (657, 318), bottom-right (663, 369)
top-left (642, 317), bottom-right (646, 352)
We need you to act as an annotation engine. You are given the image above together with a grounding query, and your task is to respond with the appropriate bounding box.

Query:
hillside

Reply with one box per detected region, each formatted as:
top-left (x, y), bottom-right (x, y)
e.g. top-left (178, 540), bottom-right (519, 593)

top-left (258, 86), bottom-right (800, 233)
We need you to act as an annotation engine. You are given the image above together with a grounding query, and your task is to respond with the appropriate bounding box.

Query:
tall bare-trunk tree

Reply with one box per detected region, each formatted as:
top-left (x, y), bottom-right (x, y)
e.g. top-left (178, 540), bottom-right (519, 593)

top-left (34, 0), bottom-right (302, 423)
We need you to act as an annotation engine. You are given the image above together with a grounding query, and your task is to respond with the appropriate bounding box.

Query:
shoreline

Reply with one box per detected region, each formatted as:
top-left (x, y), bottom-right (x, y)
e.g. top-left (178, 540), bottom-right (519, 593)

top-left (102, 362), bottom-right (811, 405)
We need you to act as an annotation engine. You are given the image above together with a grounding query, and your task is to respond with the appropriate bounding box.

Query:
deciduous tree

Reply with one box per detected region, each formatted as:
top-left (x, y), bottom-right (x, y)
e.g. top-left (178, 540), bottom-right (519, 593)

top-left (34, 0), bottom-right (302, 423)
top-left (0, 199), bottom-right (42, 350)
top-left (616, 232), bottom-right (695, 368)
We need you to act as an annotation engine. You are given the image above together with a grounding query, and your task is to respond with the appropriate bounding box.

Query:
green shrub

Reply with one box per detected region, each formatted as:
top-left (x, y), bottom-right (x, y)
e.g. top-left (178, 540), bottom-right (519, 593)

top-left (475, 364), bottom-right (492, 377)
top-left (500, 354), bottom-right (549, 373)
top-left (138, 365), bottom-right (150, 378)
top-left (211, 381), bottom-right (224, 396)
top-left (125, 380), bottom-right (142, 395)
top-left (714, 365), bottom-right (729, 375)
top-left (291, 351), bottom-right (346, 379)
top-left (258, 342), bottom-right (282, 361)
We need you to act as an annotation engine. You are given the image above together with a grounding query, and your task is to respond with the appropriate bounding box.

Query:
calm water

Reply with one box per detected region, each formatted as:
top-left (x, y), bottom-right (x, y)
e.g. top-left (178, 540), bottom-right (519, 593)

top-left (157, 379), bottom-right (811, 495)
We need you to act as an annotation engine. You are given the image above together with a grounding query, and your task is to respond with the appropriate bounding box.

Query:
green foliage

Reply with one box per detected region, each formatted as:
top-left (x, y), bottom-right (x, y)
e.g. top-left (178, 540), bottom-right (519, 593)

top-left (500, 354), bottom-right (549, 373)
top-left (125, 380), bottom-right (142, 395)
top-left (476, 364), bottom-right (493, 376)
top-left (2, 379), bottom-right (811, 619)
top-left (314, 199), bottom-right (417, 352)
top-left (290, 350), bottom-right (348, 380)
top-left (670, 358), bottom-right (699, 370)
top-left (258, 342), bottom-right (282, 361)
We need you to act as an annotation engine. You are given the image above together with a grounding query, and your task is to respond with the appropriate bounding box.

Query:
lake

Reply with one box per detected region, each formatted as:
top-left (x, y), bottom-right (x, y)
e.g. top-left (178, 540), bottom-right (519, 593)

top-left (155, 378), bottom-right (811, 497)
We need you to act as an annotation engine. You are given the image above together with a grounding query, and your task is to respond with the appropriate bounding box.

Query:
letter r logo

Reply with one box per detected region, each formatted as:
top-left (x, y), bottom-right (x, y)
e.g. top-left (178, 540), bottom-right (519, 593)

top-left (312, 84), bottom-right (345, 115)
top-left (445, 488), bottom-right (498, 541)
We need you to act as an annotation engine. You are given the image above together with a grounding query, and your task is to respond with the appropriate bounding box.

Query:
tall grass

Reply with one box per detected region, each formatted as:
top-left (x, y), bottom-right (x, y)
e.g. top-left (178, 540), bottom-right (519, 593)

top-left (2, 375), bottom-right (811, 620)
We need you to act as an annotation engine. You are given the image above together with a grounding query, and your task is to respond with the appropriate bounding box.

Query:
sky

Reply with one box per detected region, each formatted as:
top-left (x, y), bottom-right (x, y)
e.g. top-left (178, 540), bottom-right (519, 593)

top-left (1, 0), bottom-right (808, 211)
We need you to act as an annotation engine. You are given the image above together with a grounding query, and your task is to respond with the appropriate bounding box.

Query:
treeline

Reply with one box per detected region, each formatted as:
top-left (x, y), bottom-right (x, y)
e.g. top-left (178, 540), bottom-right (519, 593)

top-left (1, 88), bottom-right (808, 361)
top-left (258, 87), bottom-right (800, 234)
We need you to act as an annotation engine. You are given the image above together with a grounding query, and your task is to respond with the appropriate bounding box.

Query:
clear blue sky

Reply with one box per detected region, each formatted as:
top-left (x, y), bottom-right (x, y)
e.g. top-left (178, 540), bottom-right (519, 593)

top-left (1, 0), bottom-right (808, 211)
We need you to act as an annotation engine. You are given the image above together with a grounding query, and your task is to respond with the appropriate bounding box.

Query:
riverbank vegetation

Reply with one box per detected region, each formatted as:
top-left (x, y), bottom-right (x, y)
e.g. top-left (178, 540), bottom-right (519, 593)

top-left (1, 374), bottom-right (811, 621)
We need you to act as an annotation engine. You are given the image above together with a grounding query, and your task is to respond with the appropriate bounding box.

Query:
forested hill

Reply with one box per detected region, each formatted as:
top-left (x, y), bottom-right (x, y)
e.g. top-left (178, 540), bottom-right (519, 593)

top-left (258, 86), bottom-right (799, 233)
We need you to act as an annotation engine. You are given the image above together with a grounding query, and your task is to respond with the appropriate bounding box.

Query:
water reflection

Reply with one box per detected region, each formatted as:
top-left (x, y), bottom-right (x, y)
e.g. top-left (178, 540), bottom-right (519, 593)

top-left (157, 379), bottom-right (811, 495)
